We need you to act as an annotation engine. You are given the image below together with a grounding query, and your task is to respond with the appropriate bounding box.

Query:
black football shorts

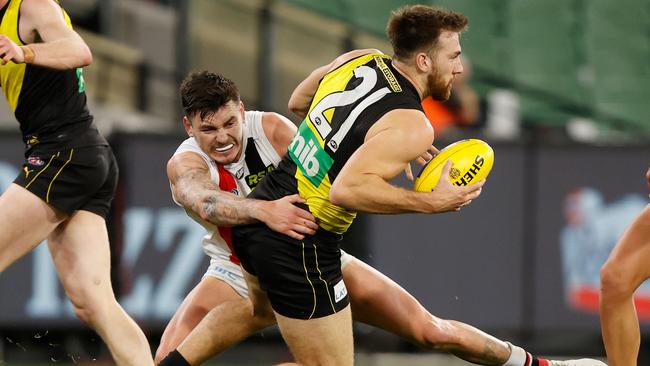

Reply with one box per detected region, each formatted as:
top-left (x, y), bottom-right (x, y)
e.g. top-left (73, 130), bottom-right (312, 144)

top-left (233, 222), bottom-right (349, 319)
top-left (13, 145), bottom-right (118, 219)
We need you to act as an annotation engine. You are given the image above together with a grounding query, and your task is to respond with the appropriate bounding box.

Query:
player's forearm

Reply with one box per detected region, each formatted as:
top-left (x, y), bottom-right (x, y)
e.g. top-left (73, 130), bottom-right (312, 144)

top-left (330, 175), bottom-right (431, 214)
top-left (26, 38), bottom-right (92, 69)
top-left (175, 182), bottom-right (265, 227)
top-left (288, 65), bottom-right (330, 117)
top-left (197, 191), bottom-right (279, 227)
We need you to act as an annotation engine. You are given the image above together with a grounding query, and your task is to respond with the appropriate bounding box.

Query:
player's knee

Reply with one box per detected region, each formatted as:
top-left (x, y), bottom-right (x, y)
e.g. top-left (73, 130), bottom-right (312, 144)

top-left (70, 296), bottom-right (103, 325)
top-left (66, 284), bottom-right (114, 326)
top-left (417, 316), bottom-right (463, 351)
top-left (600, 259), bottom-right (637, 299)
top-left (349, 281), bottom-right (384, 314)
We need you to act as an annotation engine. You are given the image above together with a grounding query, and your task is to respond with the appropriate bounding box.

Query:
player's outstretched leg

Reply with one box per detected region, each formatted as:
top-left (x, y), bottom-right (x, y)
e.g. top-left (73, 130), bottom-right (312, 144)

top-left (48, 211), bottom-right (154, 366)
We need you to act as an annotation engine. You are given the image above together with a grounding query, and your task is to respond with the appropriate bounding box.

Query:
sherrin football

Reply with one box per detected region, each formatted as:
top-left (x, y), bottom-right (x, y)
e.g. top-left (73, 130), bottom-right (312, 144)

top-left (413, 139), bottom-right (494, 192)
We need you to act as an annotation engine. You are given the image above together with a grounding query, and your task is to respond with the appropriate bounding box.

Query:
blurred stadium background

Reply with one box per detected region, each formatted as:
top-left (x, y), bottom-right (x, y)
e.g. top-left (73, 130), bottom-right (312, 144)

top-left (0, 0), bottom-right (649, 364)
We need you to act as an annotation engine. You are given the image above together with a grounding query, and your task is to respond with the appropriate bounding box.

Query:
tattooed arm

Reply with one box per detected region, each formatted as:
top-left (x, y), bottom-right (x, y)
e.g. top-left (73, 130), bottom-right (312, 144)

top-left (167, 152), bottom-right (318, 239)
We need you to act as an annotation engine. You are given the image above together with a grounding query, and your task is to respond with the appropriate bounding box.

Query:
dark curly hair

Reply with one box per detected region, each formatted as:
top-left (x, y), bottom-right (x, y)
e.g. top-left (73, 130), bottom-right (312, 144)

top-left (180, 70), bottom-right (240, 120)
top-left (386, 5), bottom-right (468, 61)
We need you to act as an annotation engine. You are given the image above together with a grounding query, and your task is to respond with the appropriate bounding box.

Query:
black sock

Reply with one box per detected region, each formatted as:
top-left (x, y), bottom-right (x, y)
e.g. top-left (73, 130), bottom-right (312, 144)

top-left (159, 350), bottom-right (191, 366)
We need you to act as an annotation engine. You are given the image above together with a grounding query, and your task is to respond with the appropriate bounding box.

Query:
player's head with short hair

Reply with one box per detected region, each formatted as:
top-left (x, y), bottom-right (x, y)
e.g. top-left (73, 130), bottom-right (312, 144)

top-left (180, 70), bottom-right (240, 121)
top-left (386, 5), bottom-right (468, 101)
top-left (386, 5), bottom-right (468, 61)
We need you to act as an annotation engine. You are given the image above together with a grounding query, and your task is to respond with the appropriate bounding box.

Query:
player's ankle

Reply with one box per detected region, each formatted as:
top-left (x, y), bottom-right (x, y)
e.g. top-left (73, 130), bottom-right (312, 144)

top-left (503, 342), bottom-right (551, 366)
top-left (158, 350), bottom-right (191, 366)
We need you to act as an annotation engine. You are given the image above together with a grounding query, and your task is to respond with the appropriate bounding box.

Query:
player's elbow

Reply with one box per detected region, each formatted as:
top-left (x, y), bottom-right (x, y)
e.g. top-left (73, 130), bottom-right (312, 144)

top-left (329, 183), bottom-right (354, 208)
top-left (78, 45), bottom-right (93, 67)
top-left (288, 97), bottom-right (307, 118)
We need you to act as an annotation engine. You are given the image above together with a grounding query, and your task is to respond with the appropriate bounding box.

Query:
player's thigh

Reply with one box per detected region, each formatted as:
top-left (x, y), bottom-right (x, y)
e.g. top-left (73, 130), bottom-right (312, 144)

top-left (344, 257), bottom-right (431, 339)
top-left (604, 205), bottom-right (650, 285)
top-left (275, 305), bottom-right (353, 366)
top-left (0, 183), bottom-right (65, 271)
top-left (47, 210), bottom-right (114, 302)
top-left (175, 276), bottom-right (244, 327)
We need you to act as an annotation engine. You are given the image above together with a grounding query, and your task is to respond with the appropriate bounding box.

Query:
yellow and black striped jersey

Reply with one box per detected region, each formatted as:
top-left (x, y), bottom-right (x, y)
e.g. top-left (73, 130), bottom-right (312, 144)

top-left (250, 53), bottom-right (423, 234)
top-left (0, 0), bottom-right (105, 153)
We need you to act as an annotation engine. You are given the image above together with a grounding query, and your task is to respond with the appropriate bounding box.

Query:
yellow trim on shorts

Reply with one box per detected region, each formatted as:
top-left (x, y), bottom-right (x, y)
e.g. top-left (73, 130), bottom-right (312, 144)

top-left (46, 149), bottom-right (74, 203)
top-left (24, 153), bottom-right (58, 189)
top-left (313, 243), bottom-right (336, 314)
top-left (302, 241), bottom-right (317, 319)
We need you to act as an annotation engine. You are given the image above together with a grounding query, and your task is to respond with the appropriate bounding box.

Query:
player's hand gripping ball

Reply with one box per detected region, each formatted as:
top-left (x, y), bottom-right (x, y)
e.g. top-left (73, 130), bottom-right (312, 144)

top-left (413, 139), bottom-right (494, 192)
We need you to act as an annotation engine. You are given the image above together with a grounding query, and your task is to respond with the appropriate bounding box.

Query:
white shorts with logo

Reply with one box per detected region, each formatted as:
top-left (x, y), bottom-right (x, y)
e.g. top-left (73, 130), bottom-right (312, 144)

top-left (203, 245), bottom-right (355, 299)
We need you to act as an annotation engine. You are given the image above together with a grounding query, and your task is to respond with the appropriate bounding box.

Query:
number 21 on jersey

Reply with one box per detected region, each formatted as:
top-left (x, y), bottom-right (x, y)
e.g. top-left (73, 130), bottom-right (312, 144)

top-left (289, 62), bottom-right (391, 188)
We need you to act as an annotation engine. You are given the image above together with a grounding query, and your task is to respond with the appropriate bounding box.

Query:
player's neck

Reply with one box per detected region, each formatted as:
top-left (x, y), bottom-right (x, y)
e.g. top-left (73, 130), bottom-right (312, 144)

top-left (392, 59), bottom-right (426, 100)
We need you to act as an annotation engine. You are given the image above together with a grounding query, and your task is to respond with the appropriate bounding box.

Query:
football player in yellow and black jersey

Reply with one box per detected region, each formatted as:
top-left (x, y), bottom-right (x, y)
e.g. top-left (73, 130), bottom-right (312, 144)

top-left (0, 1), bottom-right (153, 365)
top-left (229, 5), bottom-right (482, 366)
top-left (229, 5), bottom-right (607, 366)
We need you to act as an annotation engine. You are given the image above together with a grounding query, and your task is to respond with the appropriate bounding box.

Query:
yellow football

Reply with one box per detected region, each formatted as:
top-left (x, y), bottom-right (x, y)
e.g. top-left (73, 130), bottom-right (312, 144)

top-left (413, 139), bottom-right (494, 192)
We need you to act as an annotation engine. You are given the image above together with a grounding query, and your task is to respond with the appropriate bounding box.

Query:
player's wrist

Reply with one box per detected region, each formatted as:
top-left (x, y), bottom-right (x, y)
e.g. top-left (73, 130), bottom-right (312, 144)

top-left (20, 45), bottom-right (35, 64)
top-left (251, 200), bottom-right (270, 223)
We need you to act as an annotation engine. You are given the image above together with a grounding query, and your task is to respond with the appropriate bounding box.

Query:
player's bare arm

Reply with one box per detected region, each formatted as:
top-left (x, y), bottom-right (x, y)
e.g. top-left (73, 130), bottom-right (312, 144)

top-left (288, 48), bottom-right (382, 118)
top-left (0, 0), bottom-right (92, 68)
top-left (646, 167), bottom-right (650, 191)
top-left (168, 152), bottom-right (317, 238)
top-left (330, 109), bottom-right (483, 214)
top-left (168, 152), bottom-right (261, 226)
top-left (261, 112), bottom-right (297, 157)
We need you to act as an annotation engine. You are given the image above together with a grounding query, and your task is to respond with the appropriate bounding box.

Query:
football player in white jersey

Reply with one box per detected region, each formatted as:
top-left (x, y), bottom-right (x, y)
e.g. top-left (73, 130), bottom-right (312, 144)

top-left (157, 70), bottom-right (605, 366)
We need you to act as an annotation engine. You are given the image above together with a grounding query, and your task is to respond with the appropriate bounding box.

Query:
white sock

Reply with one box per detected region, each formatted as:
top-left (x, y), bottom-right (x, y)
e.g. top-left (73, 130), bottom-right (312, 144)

top-left (503, 342), bottom-right (531, 366)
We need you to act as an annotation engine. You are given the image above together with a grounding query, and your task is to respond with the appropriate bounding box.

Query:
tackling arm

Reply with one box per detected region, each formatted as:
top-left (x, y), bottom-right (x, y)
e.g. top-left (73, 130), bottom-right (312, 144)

top-left (167, 152), bottom-right (266, 226)
top-left (167, 151), bottom-right (318, 238)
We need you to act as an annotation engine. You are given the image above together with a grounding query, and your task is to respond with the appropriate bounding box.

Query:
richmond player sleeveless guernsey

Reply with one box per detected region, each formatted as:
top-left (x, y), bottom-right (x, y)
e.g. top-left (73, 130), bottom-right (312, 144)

top-left (0, 0), bottom-right (105, 152)
top-left (250, 53), bottom-right (423, 234)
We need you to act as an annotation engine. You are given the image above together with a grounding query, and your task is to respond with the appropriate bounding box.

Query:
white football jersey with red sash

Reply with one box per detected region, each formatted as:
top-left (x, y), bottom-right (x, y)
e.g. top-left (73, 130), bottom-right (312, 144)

top-left (171, 110), bottom-right (282, 266)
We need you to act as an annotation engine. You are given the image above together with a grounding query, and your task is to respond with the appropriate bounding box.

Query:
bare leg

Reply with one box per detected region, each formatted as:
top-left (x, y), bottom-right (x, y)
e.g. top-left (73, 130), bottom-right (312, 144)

top-left (243, 269), bottom-right (353, 366)
top-left (0, 184), bottom-right (65, 271)
top-left (343, 257), bottom-right (508, 365)
top-left (275, 306), bottom-right (353, 366)
top-left (176, 269), bottom-right (276, 365)
top-left (48, 210), bottom-right (154, 366)
top-left (176, 297), bottom-right (275, 365)
top-left (600, 205), bottom-right (650, 366)
top-left (154, 277), bottom-right (243, 363)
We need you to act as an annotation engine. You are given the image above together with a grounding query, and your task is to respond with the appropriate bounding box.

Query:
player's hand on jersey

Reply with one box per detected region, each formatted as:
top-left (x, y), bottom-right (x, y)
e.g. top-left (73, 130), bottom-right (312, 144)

top-left (404, 145), bottom-right (439, 181)
top-left (0, 35), bottom-right (26, 65)
top-left (425, 160), bottom-right (485, 213)
top-left (260, 194), bottom-right (318, 240)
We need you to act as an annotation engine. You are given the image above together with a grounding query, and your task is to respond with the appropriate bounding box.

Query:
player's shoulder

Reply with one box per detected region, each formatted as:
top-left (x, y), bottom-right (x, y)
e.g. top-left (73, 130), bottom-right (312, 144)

top-left (330, 48), bottom-right (384, 71)
top-left (20, 0), bottom-right (63, 18)
top-left (168, 138), bottom-right (209, 169)
top-left (260, 111), bottom-right (296, 137)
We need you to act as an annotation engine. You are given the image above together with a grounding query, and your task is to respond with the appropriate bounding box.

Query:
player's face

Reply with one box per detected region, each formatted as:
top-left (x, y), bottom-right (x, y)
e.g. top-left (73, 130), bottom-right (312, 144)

top-left (189, 100), bottom-right (245, 165)
top-left (427, 30), bottom-right (463, 101)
